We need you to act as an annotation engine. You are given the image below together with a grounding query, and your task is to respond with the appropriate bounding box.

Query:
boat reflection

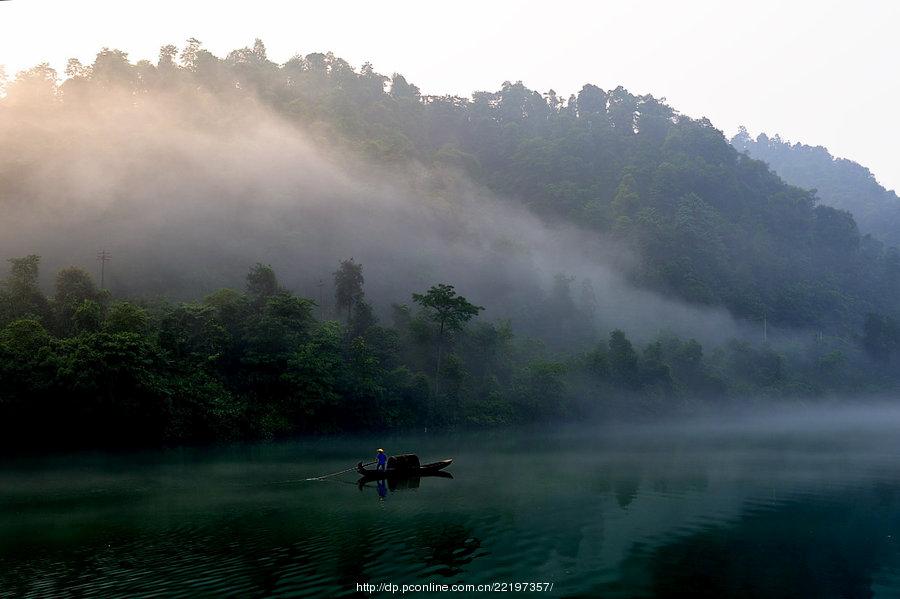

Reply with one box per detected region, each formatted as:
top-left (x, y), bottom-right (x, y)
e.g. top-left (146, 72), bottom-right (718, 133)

top-left (357, 471), bottom-right (453, 493)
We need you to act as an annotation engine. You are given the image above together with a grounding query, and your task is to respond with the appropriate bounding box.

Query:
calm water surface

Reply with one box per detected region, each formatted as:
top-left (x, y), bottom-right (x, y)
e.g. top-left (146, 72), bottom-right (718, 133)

top-left (4, 411), bottom-right (900, 597)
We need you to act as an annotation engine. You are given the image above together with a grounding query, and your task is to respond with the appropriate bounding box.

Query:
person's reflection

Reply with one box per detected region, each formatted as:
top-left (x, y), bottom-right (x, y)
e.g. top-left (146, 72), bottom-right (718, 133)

top-left (377, 478), bottom-right (387, 500)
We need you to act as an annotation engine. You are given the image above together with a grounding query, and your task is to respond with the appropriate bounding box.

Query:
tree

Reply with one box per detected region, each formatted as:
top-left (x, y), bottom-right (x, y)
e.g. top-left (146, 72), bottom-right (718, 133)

top-left (73, 300), bottom-right (103, 334)
top-left (246, 263), bottom-right (281, 305)
top-left (53, 266), bottom-right (99, 333)
top-left (576, 84), bottom-right (607, 122)
top-left (639, 341), bottom-right (674, 394)
top-left (862, 313), bottom-right (900, 363)
top-left (514, 361), bottom-right (568, 419)
top-left (3, 255), bottom-right (49, 325)
top-left (105, 301), bottom-right (149, 335)
top-left (732, 130), bottom-right (900, 248)
top-left (91, 48), bottom-right (136, 90)
top-left (635, 94), bottom-right (673, 142)
top-left (349, 299), bottom-right (377, 338)
top-left (55, 331), bottom-right (169, 444)
top-left (0, 319), bottom-right (58, 414)
top-left (7, 255), bottom-right (41, 292)
top-left (390, 74), bottom-right (420, 101)
top-left (5, 63), bottom-right (58, 107)
top-left (611, 174), bottom-right (641, 226)
top-left (608, 330), bottom-right (639, 388)
top-left (283, 321), bottom-right (343, 430)
top-left (158, 303), bottom-right (228, 365)
top-left (607, 86), bottom-right (637, 133)
top-left (412, 283), bottom-right (483, 399)
top-left (333, 258), bottom-right (364, 322)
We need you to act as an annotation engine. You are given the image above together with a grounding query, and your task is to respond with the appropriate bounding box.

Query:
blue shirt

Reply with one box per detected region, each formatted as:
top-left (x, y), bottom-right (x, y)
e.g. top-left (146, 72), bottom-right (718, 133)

top-left (377, 453), bottom-right (387, 465)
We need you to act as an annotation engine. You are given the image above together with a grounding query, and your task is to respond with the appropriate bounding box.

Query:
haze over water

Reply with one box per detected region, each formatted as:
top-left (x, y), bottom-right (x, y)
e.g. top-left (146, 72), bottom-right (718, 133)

top-left (4, 407), bottom-right (900, 597)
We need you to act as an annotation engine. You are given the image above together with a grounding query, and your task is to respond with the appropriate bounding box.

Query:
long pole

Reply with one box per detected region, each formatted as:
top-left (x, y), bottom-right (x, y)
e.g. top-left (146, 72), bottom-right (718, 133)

top-left (306, 460), bottom-right (376, 481)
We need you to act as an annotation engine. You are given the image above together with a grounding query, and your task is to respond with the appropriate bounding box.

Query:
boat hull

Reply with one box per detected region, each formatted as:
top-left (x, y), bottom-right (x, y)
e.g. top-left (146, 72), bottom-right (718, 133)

top-left (357, 459), bottom-right (453, 479)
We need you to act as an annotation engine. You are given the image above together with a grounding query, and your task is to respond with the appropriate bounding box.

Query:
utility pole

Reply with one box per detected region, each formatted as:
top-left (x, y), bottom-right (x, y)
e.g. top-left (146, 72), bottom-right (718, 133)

top-left (96, 249), bottom-right (111, 289)
top-left (317, 278), bottom-right (325, 320)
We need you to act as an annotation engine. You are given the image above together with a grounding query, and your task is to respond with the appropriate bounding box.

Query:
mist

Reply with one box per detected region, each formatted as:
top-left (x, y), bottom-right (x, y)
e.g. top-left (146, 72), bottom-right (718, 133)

top-left (3, 13), bottom-right (900, 599)
top-left (0, 81), bottom-right (743, 347)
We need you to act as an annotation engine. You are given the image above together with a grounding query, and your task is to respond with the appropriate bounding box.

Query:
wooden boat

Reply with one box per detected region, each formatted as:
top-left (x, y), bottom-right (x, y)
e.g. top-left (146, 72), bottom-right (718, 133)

top-left (357, 456), bottom-right (453, 479)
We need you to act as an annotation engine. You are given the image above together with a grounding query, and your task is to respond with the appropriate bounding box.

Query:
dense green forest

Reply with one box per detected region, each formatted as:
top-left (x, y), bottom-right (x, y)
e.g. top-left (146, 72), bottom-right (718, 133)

top-left (0, 255), bottom-right (894, 448)
top-left (3, 41), bottom-right (900, 447)
top-left (732, 128), bottom-right (900, 249)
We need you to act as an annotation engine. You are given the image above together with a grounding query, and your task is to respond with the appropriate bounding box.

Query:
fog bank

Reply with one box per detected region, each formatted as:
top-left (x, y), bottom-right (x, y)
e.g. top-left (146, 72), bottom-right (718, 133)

top-left (0, 87), bottom-right (743, 345)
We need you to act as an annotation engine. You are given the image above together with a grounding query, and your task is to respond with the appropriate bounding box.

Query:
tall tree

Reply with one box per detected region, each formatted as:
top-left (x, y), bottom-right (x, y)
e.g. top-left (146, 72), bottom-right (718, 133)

top-left (3, 255), bottom-right (49, 324)
top-left (608, 329), bottom-right (639, 388)
top-left (53, 266), bottom-right (100, 334)
top-left (576, 84), bottom-right (607, 122)
top-left (862, 313), bottom-right (900, 363)
top-left (412, 283), bottom-right (483, 399)
top-left (333, 259), bottom-right (364, 322)
top-left (246, 263), bottom-right (281, 305)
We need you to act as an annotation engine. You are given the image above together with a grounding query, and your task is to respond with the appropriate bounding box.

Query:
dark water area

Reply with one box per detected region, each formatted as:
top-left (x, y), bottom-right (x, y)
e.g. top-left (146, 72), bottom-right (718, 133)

top-left (5, 408), bottom-right (900, 597)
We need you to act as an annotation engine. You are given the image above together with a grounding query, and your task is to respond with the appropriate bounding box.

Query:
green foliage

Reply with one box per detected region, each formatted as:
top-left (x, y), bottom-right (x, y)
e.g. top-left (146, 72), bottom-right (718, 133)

top-left (0, 320), bottom-right (60, 424)
top-left (412, 284), bottom-right (483, 335)
top-left (608, 330), bottom-right (639, 388)
top-left (283, 321), bottom-right (344, 430)
top-left (73, 300), bottom-right (103, 334)
top-left (3, 43), bottom-right (898, 337)
top-left (53, 267), bottom-right (101, 335)
top-left (4, 43), bottom-right (900, 446)
top-left (333, 258), bottom-right (364, 322)
top-left (105, 301), bottom-right (149, 335)
top-left (733, 129), bottom-right (900, 248)
top-left (7, 255), bottom-right (41, 289)
top-left (862, 313), bottom-right (900, 363)
top-left (246, 263), bottom-right (281, 304)
top-left (158, 303), bottom-right (228, 365)
top-left (0, 254), bottom-right (897, 449)
top-left (513, 361), bottom-right (569, 418)
top-left (0, 318), bottom-right (51, 355)
top-left (54, 266), bottom-right (98, 307)
top-left (2, 255), bottom-right (49, 325)
top-left (412, 283), bottom-right (484, 402)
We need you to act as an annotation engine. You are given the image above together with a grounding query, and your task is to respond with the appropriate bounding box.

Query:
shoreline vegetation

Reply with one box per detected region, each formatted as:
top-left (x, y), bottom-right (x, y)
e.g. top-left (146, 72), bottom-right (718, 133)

top-left (0, 255), bottom-right (898, 451)
top-left (3, 41), bottom-right (900, 449)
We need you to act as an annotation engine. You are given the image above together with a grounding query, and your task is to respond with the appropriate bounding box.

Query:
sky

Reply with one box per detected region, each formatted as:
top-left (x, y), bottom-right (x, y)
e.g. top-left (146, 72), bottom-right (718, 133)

top-left (1, 0), bottom-right (898, 191)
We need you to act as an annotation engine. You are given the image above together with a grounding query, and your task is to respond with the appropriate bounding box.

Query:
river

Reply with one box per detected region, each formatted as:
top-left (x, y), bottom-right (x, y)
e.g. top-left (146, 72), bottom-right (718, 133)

top-left (4, 407), bottom-right (900, 597)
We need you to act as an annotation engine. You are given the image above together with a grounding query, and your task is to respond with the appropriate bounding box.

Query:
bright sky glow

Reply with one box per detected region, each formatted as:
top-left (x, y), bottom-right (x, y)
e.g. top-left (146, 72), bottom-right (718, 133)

top-left (1, 0), bottom-right (898, 190)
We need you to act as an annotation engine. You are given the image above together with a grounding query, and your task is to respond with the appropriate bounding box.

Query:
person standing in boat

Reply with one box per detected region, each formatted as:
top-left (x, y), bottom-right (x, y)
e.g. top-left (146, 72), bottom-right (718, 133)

top-left (376, 448), bottom-right (387, 471)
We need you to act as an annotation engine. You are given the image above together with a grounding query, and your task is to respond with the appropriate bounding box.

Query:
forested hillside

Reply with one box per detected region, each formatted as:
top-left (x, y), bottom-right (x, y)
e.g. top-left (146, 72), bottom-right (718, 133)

top-left (2, 40), bottom-right (899, 335)
top-left (4, 41), bottom-right (900, 447)
top-left (732, 128), bottom-right (900, 249)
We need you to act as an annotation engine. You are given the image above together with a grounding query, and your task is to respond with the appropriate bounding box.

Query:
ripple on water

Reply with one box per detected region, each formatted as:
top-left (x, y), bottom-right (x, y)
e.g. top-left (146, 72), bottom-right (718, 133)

top-left (8, 429), bottom-right (900, 597)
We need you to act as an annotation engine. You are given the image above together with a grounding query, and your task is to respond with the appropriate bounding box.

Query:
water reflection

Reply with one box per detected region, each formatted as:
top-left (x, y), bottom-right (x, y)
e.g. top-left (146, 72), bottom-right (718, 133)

top-left (357, 471), bottom-right (454, 494)
top-left (5, 414), bottom-right (900, 597)
top-left (411, 523), bottom-right (483, 577)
